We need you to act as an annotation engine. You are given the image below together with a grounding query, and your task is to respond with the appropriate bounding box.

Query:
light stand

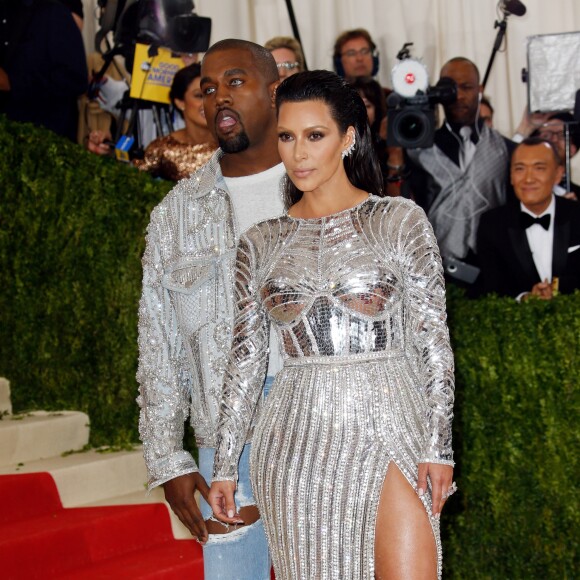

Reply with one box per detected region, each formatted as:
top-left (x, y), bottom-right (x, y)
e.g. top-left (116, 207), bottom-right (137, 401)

top-left (482, 14), bottom-right (508, 90)
top-left (283, 0), bottom-right (308, 70)
top-left (482, 1), bottom-right (527, 90)
top-left (563, 123), bottom-right (573, 193)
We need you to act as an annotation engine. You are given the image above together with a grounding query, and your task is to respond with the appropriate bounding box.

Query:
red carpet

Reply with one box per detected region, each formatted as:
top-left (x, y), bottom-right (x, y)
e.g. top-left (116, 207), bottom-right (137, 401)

top-left (0, 473), bottom-right (203, 579)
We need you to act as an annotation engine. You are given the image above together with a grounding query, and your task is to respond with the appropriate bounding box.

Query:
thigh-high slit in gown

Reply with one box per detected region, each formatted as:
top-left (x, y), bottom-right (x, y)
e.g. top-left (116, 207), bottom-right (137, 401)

top-left (212, 196), bottom-right (455, 579)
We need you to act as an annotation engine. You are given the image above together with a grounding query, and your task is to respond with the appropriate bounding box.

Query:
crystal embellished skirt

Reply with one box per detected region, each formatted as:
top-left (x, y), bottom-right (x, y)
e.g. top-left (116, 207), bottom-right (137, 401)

top-left (249, 354), bottom-right (442, 580)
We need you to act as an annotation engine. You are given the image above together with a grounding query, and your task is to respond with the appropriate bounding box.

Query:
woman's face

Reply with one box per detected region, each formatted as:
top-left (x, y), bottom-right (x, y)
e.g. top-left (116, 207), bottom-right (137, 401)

top-left (175, 76), bottom-right (207, 128)
top-left (277, 100), bottom-right (353, 195)
top-left (271, 47), bottom-right (300, 80)
top-left (359, 91), bottom-right (376, 126)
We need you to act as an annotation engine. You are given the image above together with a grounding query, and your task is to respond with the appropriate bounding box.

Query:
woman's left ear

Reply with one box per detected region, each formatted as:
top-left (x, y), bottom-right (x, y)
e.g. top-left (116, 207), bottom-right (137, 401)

top-left (345, 127), bottom-right (356, 148)
top-left (341, 127), bottom-right (357, 159)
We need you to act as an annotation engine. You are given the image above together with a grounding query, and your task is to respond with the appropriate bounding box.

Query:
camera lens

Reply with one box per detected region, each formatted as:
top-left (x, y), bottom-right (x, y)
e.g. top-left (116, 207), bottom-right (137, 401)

top-left (392, 109), bottom-right (430, 148)
top-left (387, 102), bottom-right (435, 148)
top-left (399, 113), bottom-right (425, 140)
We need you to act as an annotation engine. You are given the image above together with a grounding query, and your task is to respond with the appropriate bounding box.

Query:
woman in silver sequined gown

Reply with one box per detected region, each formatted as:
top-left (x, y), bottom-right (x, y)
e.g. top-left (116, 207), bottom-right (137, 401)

top-left (209, 71), bottom-right (455, 579)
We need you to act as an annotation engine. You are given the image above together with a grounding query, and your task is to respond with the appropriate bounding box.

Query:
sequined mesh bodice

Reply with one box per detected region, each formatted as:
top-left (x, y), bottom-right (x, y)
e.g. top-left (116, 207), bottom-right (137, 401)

top-left (261, 204), bottom-right (404, 358)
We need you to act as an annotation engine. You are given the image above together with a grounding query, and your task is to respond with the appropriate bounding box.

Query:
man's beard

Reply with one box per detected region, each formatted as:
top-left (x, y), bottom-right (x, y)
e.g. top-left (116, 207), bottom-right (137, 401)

top-left (219, 131), bottom-right (250, 154)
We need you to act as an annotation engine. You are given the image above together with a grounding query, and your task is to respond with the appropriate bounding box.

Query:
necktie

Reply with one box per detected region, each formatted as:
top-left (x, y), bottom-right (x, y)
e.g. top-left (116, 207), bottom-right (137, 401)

top-left (520, 212), bottom-right (551, 230)
top-left (459, 126), bottom-right (476, 170)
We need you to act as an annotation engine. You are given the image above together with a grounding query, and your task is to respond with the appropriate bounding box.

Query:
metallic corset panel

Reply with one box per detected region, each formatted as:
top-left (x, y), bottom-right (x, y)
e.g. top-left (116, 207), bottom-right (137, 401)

top-left (137, 151), bottom-right (246, 489)
top-left (134, 135), bottom-right (217, 182)
top-left (213, 195), bottom-right (454, 578)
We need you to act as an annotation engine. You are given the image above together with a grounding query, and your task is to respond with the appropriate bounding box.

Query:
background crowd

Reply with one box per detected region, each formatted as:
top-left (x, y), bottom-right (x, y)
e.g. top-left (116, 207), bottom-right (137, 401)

top-left (1, 0), bottom-right (578, 299)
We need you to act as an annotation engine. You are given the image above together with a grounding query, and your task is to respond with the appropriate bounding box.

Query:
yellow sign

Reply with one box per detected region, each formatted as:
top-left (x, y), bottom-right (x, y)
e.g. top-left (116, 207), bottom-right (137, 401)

top-left (130, 43), bottom-right (184, 104)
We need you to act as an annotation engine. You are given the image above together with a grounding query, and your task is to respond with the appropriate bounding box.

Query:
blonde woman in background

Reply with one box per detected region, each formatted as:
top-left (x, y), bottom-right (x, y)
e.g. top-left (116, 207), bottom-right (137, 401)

top-left (264, 36), bottom-right (305, 80)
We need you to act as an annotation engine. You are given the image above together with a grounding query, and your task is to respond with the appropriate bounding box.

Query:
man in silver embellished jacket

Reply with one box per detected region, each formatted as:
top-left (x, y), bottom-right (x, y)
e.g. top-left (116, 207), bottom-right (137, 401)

top-left (136, 39), bottom-right (285, 580)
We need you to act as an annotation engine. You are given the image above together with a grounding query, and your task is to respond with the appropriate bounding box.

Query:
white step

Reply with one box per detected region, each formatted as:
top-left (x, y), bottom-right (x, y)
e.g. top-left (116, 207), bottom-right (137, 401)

top-left (0, 445), bottom-right (193, 540)
top-left (0, 378), bottom-right (11, 415)
top-left (0, 446), bottom-right (146, 505)
top-left (0, 377), bottom-right (193, 540)
top-left (0, 410), bottom-right (89, 467)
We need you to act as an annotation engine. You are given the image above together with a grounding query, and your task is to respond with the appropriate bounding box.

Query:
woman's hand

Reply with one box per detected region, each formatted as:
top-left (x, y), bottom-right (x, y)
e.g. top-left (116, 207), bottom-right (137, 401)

top-left (417, 463), bottom-right (455, 516)
top-left (87, 130), bottom-right (112, 156)
top-left (208, 480), bottom-right (244, 525)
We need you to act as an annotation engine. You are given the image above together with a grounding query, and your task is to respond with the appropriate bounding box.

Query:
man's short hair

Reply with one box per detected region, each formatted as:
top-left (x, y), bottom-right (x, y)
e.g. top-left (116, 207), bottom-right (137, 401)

top-left (333, 28), bottom-right (376, 59)
top-left (203, 38), bottom-right (279, 84)
top-left (264, 36), bottom-right (305, 72)
top-left (440, 57), bottom-right (480, 83)
top-left (513, 136), bottom-right (562, 166)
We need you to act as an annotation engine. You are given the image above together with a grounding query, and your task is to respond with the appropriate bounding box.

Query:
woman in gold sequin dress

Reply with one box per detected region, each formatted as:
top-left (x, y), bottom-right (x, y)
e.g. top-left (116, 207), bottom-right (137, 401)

top-left (209, 71), bottom-right (456, 579)
top-left (134, 63), bottom-right (216, 181)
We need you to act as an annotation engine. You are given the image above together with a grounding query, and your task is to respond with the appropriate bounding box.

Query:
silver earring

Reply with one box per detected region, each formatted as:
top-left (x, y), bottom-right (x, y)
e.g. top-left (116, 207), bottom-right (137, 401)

top-left (342, 134), bottom-right (356, 159)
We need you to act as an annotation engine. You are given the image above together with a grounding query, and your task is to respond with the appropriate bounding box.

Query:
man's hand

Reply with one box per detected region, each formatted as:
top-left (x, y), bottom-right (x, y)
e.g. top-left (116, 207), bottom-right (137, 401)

top-left (163, 472), bottom-right (210, 543)
top-left (524, 279), bottom-right (554, 301)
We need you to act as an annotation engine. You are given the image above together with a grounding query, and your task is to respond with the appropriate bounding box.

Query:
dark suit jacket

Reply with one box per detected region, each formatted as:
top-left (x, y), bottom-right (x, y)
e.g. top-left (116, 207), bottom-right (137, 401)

top-left (476, 196), bottom-right (580, 297)
top-left (0, 0), bottom-right (88, 141)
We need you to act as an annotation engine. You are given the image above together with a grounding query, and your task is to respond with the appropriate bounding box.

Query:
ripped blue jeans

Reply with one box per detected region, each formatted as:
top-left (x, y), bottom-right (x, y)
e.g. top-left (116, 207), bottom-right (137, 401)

top-left (198, 377), bottom-right (273, 580)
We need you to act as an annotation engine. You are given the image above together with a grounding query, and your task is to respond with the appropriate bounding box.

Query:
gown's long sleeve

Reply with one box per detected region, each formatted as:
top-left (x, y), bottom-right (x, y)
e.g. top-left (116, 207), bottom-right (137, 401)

top-left (212, 231), bottom-right (270, 482)
top-left (396, 202), bottom-right (455, 465)
top-left (136, 212), bottom-right (198, 489)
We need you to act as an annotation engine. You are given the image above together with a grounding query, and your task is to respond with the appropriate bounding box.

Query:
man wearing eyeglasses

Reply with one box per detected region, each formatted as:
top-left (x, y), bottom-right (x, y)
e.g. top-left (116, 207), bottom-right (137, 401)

top-left (533, 112), bottom-right (580, 200)
top-left (333, 28), bottom-right (379, 83)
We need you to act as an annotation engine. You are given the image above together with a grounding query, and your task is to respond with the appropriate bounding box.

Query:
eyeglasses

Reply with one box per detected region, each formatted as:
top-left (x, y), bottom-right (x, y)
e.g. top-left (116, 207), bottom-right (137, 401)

top-left (341, 47), bottom-right (372, 58)
top-left (277, 61), bottom-right (300, 70)
top-left (538, 129), bottom-right (565, 142)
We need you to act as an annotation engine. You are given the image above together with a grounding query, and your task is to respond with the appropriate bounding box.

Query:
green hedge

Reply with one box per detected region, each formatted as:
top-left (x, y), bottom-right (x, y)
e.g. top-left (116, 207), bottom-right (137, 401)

top-left (0, 116), bottom-right (172, 446)
top-left (444, 289), bottom-right (579, 578)
top-left (0, 117), bottom-right (577, 576)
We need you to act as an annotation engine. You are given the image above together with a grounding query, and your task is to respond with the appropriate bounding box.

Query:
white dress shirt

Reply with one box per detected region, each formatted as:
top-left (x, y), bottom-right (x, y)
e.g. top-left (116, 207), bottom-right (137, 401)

top-left (521, 195), bottom-right (556, 283)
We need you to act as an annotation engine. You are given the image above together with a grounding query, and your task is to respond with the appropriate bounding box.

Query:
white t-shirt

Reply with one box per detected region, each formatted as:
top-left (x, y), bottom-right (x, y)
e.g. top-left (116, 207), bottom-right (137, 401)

top-left (224, 162), bottom-right (286, 377)
top-left (224, 162), bottom-right (286, 233)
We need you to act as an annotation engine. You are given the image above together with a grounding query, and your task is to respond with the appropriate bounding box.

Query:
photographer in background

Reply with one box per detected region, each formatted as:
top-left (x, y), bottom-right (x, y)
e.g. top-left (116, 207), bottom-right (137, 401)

top-left (533, 112), bottom-right (580, 200)
top-left (0, 0), bottom-right (88, 142)
top-left (390, 57), bottom-right (515, 287)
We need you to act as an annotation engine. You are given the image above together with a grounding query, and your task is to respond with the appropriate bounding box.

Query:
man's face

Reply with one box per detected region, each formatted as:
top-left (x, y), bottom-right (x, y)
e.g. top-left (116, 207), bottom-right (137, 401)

top-left (440, 61), bottom-right (481, 126)
top-left (339, 37), bottom-right (374, 79)
top-left (511, 143), bottom-right (564, 215)
top-left (200, 48), bottom-right (277, 153)
top-left (537, 118), bottom-right (578, 161)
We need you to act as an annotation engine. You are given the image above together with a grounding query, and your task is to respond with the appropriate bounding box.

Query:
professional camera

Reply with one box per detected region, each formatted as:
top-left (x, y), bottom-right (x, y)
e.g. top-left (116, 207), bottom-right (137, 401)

top-left (96, 0), bottom-right (211, 70)
top-left (387, 44), bottom-right (457, 149)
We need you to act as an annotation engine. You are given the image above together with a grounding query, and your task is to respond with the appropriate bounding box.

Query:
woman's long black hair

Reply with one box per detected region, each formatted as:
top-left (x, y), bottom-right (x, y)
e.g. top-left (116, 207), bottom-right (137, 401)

top-left (169, 63), bottom-right (201, 117)
top-left (275, 70), bottom-right (385, 208)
